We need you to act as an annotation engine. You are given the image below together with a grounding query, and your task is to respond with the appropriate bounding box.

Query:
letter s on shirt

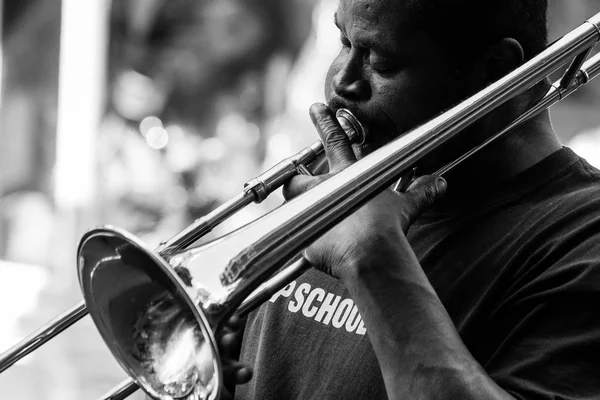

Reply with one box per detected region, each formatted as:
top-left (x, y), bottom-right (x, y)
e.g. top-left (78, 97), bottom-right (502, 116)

top-left (288, 282), bottom-right (311, 313)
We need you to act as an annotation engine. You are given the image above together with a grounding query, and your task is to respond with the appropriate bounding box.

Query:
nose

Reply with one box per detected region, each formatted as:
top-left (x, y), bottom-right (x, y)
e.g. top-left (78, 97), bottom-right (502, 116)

top-left (331, 54), bottom-right (370, 101)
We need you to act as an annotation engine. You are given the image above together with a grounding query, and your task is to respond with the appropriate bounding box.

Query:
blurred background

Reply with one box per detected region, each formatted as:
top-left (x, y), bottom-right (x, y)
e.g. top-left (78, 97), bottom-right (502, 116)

top-left (0, 0), bottom-right (599, 399)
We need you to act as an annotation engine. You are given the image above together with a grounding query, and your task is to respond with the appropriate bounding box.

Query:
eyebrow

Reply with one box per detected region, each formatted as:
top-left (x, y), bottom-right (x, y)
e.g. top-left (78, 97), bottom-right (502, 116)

top-left (333, 11), bottom-right (398, 58)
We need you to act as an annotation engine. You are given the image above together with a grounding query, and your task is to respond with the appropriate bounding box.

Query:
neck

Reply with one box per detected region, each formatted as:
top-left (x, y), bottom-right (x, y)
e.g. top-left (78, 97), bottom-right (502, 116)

top-left (442, 110), bottom-right (561, 188)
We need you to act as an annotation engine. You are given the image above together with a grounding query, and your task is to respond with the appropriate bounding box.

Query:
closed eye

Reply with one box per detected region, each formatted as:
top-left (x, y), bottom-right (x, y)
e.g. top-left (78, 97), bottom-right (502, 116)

top-left (368, 55), bottom-right (390, 72)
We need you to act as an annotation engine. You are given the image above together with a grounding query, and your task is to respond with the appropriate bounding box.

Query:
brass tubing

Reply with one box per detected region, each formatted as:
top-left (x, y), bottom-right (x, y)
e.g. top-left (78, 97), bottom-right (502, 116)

top-left (437, 51), bottom-right (600, 176)
top-left (197, 13), bottom-right (600, 317)
top-left (160, 108), bottom-right (365, 252)
top-left (0, 301), bottom-right (87, 373)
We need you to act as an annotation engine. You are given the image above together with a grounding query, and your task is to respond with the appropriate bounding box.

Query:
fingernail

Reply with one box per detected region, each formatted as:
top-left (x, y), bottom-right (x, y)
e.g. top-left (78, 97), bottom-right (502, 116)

top-left (436, 177), bottom-right (447, 192)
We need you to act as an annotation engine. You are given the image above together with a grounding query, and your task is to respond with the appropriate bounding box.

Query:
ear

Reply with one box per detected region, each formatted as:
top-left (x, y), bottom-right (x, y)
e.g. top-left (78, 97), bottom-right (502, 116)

top-left (461, 38), bottom-right (525, 94)
top-left (482, 38), bottom-right (525, 84)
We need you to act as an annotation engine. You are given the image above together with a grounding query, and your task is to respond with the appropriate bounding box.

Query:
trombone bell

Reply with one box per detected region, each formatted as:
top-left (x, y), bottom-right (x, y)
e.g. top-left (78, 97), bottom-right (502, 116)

top-left (78, 227), bottom-right (221, 400)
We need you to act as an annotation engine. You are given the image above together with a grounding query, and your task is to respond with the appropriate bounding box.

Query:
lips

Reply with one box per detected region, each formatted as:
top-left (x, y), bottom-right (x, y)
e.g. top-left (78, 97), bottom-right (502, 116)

top-left (328, 99), bottom-right (368, 127)
top-left (326, 99), bottom-right (400, 158)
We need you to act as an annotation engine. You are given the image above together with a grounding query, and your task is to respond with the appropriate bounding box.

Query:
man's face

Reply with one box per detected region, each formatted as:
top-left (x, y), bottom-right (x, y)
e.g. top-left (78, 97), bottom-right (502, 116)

top-left (325, 0), bottom-right (469, 157)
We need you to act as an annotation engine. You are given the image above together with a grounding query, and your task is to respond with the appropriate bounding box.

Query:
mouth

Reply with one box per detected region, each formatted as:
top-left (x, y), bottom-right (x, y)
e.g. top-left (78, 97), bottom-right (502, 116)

top-left (328, 101), bottom-right (371, 134)
top-left (328, 102), bottom-right (399, 159)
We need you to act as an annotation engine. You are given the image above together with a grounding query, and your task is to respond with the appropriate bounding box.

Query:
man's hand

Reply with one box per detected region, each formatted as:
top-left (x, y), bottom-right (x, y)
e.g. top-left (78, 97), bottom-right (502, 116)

top-left (218, 314), bottom-right (252, 400)
top-left (283, 102), bottom-right (446, 280)
top-left (283, 104), bottom-right (515, 400)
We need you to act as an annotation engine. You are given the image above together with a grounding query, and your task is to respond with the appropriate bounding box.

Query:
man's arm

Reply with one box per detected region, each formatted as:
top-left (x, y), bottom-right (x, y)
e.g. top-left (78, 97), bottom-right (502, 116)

top-left (302, 180), bottom-right (516, 400)
top-left (342, 233), bottom-right (514, 400)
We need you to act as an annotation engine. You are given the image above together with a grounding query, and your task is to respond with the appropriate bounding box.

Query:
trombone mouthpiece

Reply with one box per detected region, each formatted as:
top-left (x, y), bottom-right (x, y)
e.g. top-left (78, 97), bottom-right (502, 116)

top-left (336, 108), bottom-right (366, 145)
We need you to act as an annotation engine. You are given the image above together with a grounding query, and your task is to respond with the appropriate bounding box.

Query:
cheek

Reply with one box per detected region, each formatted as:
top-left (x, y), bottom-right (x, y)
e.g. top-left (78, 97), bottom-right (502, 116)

top-left (324, 56), bottom-right (341, 102)
top-left (379, 74), bottom-right (451, 134)
top-left (372, 80), bottom-right (414, 133)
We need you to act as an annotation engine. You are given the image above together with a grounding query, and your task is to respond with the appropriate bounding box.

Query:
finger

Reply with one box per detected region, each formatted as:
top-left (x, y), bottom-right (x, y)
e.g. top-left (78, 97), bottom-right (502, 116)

top-left (234, 366), bottom-right (253, 384)
top-left (309, 103), bottom-right (356, 171)
top-left (220, 331), bottom-right (244, 360)
top-left (283, 174), bottom-right (327, 201)
top-left (223, 363), bottom-right (253, 384)
top-left (403, 175), bottom-right (447, 221)
top-left (222, 364), bottom-right (253, 398)
top-left (223, 314), bottom-right (246, 331)
top-left (223, 364), bottom-right (253, 387)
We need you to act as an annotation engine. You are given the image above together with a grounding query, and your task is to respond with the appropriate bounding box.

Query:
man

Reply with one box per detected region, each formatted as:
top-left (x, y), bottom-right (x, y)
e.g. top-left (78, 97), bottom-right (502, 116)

top-left (226, 0), bottom-right (600, 399)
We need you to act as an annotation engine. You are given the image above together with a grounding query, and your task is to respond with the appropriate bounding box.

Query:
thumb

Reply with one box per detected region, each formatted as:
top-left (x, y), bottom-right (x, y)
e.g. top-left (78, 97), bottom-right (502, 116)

top-left (309, 103), bottom-right (356, 172)
top-left (401, 175), bottom-right (447, 226)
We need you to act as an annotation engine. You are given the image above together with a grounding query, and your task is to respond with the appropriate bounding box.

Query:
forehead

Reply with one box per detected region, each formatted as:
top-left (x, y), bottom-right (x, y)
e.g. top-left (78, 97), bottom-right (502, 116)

top-left (335, 0), bottom-right (438, 58)
top-left (336, 0), bottom-right (418, 37)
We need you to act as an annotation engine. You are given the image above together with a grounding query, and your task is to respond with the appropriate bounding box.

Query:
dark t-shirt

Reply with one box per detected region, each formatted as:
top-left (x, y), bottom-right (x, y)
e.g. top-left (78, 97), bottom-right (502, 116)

top-left (236, 147), bottom-right (600, 400)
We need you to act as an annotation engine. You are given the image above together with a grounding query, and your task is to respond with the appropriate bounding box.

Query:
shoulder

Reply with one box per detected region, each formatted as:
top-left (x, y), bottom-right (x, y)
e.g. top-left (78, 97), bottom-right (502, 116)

top-left (504, 152), bottom-right (600, 296)
top-left (524, 149), bottom-right (600, 222)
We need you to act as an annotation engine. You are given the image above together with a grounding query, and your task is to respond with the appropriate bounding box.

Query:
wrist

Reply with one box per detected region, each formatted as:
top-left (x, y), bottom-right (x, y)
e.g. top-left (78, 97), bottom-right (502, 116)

top-left (339, 229), bottom-right (414, 285)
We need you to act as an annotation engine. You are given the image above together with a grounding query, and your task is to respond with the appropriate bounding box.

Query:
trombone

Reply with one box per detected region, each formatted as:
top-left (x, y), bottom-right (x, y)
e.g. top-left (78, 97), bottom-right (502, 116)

top-left (3, 12), bottom-right (600, 400)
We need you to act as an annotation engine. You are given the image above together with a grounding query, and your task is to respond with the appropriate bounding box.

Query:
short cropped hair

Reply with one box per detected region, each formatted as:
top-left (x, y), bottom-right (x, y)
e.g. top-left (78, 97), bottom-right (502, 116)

top-left (408, 0), bottom-right (548, 62)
